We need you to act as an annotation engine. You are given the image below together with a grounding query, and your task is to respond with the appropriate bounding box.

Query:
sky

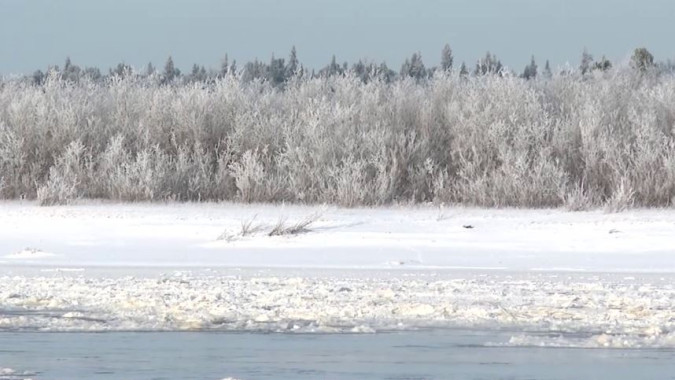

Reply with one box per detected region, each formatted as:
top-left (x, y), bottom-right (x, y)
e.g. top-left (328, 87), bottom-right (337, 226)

top-left (1, 0), bottom-right (674, 75)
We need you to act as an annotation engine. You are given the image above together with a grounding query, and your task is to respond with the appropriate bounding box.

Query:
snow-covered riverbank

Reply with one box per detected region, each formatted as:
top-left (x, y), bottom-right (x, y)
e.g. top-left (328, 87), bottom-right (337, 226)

top-left (1, 201), bottom-right (674, 271)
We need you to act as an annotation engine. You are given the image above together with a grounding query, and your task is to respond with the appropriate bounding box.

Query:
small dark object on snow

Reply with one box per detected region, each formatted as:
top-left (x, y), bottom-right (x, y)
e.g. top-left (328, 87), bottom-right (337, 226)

top-left (609, 229), bottom-right (621, 234)
top-left (463, 225), bottom-right (474, 229)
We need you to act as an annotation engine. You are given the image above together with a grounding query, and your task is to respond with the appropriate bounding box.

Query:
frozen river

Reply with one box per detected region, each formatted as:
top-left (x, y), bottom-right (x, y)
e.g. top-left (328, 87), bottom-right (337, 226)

top-left (3, 330), bottom-right (675, 380)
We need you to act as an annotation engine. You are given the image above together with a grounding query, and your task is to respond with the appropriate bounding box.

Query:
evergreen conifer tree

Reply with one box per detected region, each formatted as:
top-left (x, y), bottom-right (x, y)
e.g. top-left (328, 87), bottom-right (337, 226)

top-left (268, 54), bottom-right (286, 87)
top-left (286, 46), bottom-right (299, 78)
top-left (440, 44), bottom-right (453, 72)
top-left (631, 47), bottom-right (655, 72)
top-left (543, 60), bottom-right (552, 79)
top-left (163, 56), bottom-right (180, 83)
top-left (229, 60), bottom-right (237, 76)
top-left (145, 62), bottom-right (156, 76)
top-left (459, 62), bottom-right (469, 77)
top-left (401, 52), bottom-right (427, 80)
top-left (522, 56), bottom-right (538, 80)
top-left (474, 52), bottom-right (503, 76)
top-left (593, 56), bottom-right (612, 72)
top-left (580, 49), bottom-right (593, 75)
top-left (220, 54), bottom-right (229, 77)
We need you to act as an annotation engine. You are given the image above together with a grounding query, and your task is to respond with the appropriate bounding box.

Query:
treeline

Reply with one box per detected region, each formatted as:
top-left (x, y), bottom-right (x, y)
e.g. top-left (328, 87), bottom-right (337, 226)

top-left (1, 46), bottom-right (674, 209)
top-left (20, 45), bottom-right (675, 88)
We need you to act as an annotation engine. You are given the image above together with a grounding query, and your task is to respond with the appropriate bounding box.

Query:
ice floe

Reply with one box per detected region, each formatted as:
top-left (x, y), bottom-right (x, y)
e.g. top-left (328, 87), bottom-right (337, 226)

top-left (1, 269), bottom-right (673, 348)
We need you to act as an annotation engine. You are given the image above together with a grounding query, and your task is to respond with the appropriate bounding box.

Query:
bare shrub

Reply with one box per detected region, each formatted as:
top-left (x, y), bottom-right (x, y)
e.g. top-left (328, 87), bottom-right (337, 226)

top-left (564, 182), bottom-right (598, 212)
top-left (605, 178), bottom-right (636, 213)
top-left (268, 212), bottom-right (322, 236)
top-left (240, 216), bottom-right (265, 236)
top-left (217, 215), bottom-right (266, 241)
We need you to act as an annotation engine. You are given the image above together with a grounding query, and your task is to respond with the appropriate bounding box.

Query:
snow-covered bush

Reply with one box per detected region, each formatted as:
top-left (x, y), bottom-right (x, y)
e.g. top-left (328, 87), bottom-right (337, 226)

top-left (0, 123), bottom-right (26, 198)
top-left (37, 140), bottom-right (88, 205)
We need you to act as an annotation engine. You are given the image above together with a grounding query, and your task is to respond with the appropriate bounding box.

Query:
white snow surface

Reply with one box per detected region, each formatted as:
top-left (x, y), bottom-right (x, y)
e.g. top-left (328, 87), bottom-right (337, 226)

top-left (1, 201), bottom-right (675, 347)
top-left (1, 201), bottom-right (674, 271)
top-left (3, 248), bottom-right (56, 260)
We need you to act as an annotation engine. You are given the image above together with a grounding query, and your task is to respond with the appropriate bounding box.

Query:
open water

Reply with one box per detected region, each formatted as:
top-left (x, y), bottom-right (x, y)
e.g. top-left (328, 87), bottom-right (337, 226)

top-left (2, 329), bottom-right (674, 380)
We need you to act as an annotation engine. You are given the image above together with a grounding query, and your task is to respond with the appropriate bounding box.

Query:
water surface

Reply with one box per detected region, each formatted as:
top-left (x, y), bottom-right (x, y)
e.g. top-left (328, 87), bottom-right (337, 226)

top-left (2, 330), bottom-right (675, 380)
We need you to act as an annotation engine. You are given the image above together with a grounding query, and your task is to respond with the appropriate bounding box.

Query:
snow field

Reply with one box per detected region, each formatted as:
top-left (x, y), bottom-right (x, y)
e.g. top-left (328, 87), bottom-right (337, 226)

top-left (1, 202), bottom-right (675, 272)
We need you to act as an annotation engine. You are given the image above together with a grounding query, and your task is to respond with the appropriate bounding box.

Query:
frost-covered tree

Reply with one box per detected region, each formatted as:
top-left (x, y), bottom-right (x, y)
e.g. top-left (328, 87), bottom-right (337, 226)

top-left (145, 62), bottom-right (156, 77)
top-left (267, 54), bottom-right (286, 87)
top-left (241, 59), bottom-right (267, 82)
top-left (62, 57), bottom-right (82, 82)
top-left (286, 46), bottom-right (299, 78)
top-left (378, 62), bottom-right (396, 83)
top-left (459, 62), bottom-right (469, 77)
top-left (593, 56), bottom-right (612, 72)
top-left (631, 47), bottom-right (655, 73)
top-left (31, 70), bottom-right (45, 85)
top-left (543, 60), bottom-right (552, 79)
top-left (400, 52), bottom-right (427, 80)
top-left (320, 55), bottom-right (343, 77)
top-left (83, 67), bottom-right (103, 82)
top-left (352, 60), bottom-right (367, 82)
top-left (579, 49), bottom-right (593, 75)
top-left (110, 62), bottom-right (133, 78)
top-left (162, 56), bottom-right (180, 84)
top-left (229, 59), bottom-right (237, 76)
top-left (474, 52), bottom-right (503, 76)
top-left (522, 55), bottom-right (538, 80)
top-left (440, 44), bottom-right (453, 72)
top-left (657, 59), bottom-right (675, 74)
top-left (350, 60), bottom-right (389, 83)
top-left (220, 54), bottom-right (229, 77)
top-left (188, 64), bottom-right (208, 83)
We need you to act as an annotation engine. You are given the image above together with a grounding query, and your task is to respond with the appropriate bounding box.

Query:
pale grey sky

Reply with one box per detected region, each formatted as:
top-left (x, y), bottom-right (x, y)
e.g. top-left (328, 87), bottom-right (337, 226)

top-left (1, 0), bottom-right (674, 75)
